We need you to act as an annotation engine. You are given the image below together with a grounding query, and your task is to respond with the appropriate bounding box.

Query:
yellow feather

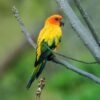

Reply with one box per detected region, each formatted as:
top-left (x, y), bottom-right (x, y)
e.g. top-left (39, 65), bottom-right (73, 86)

top-left (36, 22), bottom-right (62, 61)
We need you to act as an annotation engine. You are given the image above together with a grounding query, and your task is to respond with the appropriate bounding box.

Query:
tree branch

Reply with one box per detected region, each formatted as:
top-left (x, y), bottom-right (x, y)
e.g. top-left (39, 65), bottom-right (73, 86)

top-left (12, 6), bottom-right (36, 49)
top-left (12, 6), bottom-right (100, 86)
top-left (56, 0), bottom-right (100, 62)
top-left (74, 0), bottom-right (100, 46)
top-left (53, 57), bottom-right (100, 84)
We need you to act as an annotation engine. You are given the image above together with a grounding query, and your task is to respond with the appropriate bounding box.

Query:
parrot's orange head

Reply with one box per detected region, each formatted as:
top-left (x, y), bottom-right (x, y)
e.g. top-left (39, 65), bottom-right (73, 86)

top-left (46, 15), bottom-right (64, 26)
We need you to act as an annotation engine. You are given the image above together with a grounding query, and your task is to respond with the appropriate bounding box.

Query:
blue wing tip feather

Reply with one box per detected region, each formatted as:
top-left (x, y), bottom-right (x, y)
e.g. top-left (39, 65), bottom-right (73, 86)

top-left (26, 75), bottom-right (36, 89)
top-left (26, 80), bottom-right (32, 89)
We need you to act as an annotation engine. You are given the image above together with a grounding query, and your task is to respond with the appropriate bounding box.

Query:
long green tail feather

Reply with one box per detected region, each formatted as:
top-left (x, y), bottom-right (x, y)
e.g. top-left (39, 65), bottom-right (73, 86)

top-left (26, 67), bottom-right (38, 89)
top-left (26, 60), bottom-right (46, 89)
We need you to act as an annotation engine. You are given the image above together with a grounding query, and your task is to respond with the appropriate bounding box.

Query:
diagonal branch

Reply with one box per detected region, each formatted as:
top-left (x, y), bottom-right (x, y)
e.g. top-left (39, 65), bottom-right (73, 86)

top-left (74, 0), bottom-right (100, 46)
top-left (12, 6), bottom-right (100, 84)
top-left (53, 57), bottom-right (100, 84)
top-left (12, 6), bottom-right (36, 49)
top-left (56, 0), bottom-right (100, 62)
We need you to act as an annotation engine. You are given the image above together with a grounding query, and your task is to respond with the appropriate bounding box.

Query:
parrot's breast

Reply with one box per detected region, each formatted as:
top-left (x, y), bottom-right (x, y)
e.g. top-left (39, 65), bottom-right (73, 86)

top-left (36, 24), bottom-right (62, 60)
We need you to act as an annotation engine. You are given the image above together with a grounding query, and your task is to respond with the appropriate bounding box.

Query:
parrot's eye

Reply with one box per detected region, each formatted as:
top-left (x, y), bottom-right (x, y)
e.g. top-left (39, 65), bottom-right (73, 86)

top-left (55, 17), bottom-right (59, 21)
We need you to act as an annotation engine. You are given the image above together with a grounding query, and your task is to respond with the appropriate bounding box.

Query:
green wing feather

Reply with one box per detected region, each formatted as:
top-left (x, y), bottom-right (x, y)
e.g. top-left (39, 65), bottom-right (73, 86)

top-left (35, 41), bottom-right (53, 66)
top-left (26, 37), bottom-right (60, 89)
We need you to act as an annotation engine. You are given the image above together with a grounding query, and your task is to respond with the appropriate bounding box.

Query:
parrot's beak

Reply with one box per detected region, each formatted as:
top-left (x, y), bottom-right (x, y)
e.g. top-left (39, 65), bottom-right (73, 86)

top-left (60, 20), bottom-right (64, 26)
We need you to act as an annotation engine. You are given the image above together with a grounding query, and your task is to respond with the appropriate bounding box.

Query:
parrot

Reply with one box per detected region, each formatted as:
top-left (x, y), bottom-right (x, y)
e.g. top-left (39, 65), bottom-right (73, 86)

top-left (26, 14), bottom-right (64, 89)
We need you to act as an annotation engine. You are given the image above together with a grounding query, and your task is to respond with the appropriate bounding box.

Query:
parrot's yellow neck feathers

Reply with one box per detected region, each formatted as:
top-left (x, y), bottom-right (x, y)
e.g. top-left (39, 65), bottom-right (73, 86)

top-left (45, 15), bottom-right (63, 26)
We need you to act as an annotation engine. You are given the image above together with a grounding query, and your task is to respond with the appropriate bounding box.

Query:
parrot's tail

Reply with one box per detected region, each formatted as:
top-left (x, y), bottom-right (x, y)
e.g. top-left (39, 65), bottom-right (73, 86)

top-left (26, 70), bottom-right (36, 89)
top-left (26, 60), bottom-right (47, 89)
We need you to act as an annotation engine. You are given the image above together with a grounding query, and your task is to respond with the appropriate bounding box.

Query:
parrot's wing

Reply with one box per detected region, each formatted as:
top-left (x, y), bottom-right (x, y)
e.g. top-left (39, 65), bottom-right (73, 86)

top-left (35, 35), bottom-right (62, 67)
top-left (35, 41), bottom-right (54, 67)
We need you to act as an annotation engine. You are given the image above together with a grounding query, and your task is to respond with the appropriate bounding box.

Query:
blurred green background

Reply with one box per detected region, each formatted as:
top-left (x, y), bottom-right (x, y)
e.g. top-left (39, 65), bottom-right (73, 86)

top-left (0, 0), bottom-right (100, 100)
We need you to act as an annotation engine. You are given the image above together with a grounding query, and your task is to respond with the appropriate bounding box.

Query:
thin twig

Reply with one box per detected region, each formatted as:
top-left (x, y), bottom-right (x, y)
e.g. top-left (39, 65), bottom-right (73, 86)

top-left (43, 42), bottom-right (98, 64)
top-left (12, 6), bottom-right (100, 85)
top-left (56, 0), bottom-right (100, 62)
top-left (74, 0), bottom-right (100, 46)
top-left (55, 52), bottom-right (97, 64)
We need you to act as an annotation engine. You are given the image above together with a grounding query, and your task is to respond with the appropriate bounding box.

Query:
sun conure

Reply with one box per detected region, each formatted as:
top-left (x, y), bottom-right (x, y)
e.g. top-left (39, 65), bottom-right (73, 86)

top-left (26, 14), bottom-right (64, 89)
